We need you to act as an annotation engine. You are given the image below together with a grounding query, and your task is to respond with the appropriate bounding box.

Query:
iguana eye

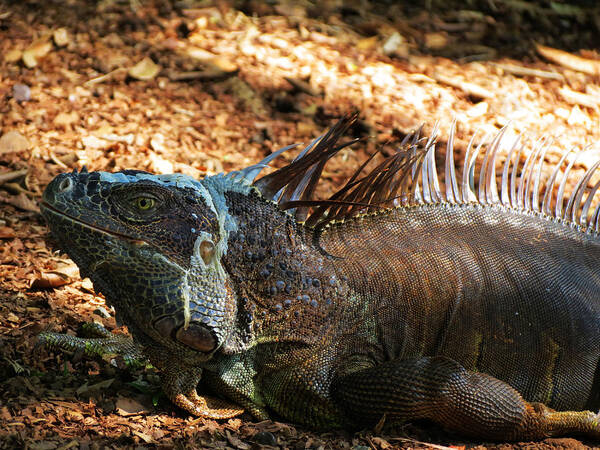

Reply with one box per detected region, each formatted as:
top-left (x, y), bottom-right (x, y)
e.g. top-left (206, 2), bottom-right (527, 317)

top-left (135, 197), bottom-right (155, 211)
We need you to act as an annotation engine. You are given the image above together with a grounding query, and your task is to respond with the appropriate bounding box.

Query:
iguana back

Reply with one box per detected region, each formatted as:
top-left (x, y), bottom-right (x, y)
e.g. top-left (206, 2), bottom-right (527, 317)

top-left (322, 204), bottom-right (600, 411)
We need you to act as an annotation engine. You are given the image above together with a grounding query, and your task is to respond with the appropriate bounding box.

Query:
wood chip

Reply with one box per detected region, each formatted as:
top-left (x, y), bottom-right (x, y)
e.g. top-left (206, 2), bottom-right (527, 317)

top-left (53, 28), bottom-right (69, 47)
top-left (536, 44), bottom-right (600, 76)
top-left (128, 57), bottom-right (161, 81)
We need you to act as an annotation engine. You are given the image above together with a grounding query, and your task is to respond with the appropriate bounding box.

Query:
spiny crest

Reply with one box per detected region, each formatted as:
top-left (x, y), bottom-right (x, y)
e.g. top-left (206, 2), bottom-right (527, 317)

top-left (243, 113), bottom-right (600, 235)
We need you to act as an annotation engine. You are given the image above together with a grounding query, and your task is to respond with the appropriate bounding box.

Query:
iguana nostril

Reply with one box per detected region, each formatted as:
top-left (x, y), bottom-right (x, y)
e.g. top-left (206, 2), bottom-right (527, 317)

top-left (58, 177), bottom-right (73, 192)
top-left (175, 323), bottom-right (216, 353)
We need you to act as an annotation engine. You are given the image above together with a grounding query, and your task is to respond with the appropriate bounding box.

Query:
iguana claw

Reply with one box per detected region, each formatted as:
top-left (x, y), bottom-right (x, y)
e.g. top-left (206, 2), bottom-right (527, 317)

top-left (174, 390), bottom-right (244, 419)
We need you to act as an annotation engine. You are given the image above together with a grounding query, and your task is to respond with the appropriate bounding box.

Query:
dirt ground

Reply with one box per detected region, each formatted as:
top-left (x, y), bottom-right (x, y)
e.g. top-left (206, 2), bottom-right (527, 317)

top-left (1, 0), bottom-right (600, 448)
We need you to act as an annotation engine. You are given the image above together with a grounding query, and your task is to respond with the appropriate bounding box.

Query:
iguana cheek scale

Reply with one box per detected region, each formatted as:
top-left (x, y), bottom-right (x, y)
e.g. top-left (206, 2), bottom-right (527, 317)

top-left (39, 113), bottom-right (600, 440)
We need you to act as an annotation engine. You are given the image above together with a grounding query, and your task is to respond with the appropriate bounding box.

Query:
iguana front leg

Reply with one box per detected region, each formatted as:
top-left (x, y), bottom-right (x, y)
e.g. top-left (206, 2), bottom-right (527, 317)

top-left (143, 345), bottom-right (244, 419)
top-left (38, 323), bottom-right (243, 419)
top-left (332, 356), bottom-right (600, 440)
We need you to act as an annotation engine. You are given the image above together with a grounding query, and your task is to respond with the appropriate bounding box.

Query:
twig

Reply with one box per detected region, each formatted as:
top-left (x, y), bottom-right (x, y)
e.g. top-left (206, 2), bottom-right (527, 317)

top-left (284, 77), bottom-right (321, 96)
top-left (558, 86), bottom-right (599, 110)
top-left (491, 62), bottom-right (564, 80)
top-left (49, 151), bottom-right (69, 169)
top-left (0, 169), bottom-right (27, 185)
top-left (166, 69), bottom-right (237, 81)
top-left (83, 67), bottom-right (128, 86)
top-left (433, 71), bottom-right (493, 99)
top-left (536, 44), bottom-right (600, 76)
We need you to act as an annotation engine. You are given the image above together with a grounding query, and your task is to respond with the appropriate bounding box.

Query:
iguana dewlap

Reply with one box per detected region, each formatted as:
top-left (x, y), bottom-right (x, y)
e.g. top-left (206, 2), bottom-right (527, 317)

top-left (39, 114), bottom-right (600, 440)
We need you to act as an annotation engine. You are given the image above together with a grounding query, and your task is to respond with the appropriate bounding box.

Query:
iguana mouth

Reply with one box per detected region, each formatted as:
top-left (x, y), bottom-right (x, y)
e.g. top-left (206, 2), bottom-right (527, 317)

top-left (41, 201), bottom-right (149, 246)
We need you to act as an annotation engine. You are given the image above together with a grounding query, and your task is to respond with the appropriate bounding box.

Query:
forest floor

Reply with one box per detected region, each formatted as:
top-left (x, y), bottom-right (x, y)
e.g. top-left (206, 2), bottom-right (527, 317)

top-left (2, 0), bottom-right (600, 449)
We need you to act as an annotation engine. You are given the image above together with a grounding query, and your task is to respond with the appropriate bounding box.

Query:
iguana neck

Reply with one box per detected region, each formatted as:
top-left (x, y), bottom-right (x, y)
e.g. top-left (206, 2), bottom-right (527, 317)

top-left (219, 188), bottom-right (355, 350)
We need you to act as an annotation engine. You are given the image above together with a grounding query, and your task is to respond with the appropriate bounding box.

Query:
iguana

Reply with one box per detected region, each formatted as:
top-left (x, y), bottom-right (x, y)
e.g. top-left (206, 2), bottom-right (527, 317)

top-left (39, 113), bottom-right (600, 441)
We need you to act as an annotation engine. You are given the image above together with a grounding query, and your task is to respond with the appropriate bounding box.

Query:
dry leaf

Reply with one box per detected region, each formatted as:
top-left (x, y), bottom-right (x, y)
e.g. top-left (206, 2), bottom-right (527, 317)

top-left (128, 57), bottom-right (160, 80)
top-left (0, 192), bottom-right (39, 212)
top-left (30, 264), bottom-right (80, 289)
top-left (115, 396), bottom-right (148, 416)
top-left (53, 28), bottom-right (69, 47)
top-left (0, 131), bottom-right (30, 154)
top-left (0, 226), bottom-right (16, 238)
top-left (132, 430), bottom-right (155, 444)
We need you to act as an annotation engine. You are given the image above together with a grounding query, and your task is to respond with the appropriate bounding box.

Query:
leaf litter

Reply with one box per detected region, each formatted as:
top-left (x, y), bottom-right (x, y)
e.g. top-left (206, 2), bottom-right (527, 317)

top-left (1, 0), bottom-right (600, 449)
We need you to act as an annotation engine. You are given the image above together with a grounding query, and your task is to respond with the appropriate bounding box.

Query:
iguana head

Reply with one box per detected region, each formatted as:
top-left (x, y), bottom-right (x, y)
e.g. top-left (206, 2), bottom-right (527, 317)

top-left (41, 168), bottom-right (244, 360)
top-left (41, 114), bottom-right (361, 360)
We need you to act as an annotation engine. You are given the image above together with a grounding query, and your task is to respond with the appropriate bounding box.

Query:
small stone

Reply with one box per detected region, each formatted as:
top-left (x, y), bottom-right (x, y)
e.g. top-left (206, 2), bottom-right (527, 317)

top-left (253, 431), bottom-right (277, 446)
top-left (12, 84), bottom-right (30, 102)
top-left (93, 306), bottom-right (111, 319)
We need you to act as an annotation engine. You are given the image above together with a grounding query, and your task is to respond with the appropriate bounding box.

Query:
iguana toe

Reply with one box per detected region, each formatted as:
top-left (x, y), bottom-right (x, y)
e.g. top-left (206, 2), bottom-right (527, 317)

top-left (174, 390), bottom-right (244, 419)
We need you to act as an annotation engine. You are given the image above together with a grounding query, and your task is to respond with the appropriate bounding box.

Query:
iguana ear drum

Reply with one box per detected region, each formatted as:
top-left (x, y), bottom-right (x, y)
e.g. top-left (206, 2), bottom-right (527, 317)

top-left (175, 324), bottom-right (216, 353)
top-left (153, 317), bottom-right (217, 353)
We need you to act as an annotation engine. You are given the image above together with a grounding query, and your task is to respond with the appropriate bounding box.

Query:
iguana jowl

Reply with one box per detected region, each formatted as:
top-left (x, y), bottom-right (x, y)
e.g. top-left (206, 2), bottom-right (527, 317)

top-left (39, 114), bottom-right (600, 440)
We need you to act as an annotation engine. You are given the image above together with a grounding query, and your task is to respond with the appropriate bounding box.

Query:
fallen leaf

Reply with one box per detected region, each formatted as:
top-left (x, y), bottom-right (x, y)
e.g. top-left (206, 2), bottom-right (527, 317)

top-left (0, 131), bottom-right (30, 154)
top-left (76, 378), bottom-right (114, 395)
top-left (115, 396), bottom-right (148, 416)
top-left (226, 430), bottom-right (251, 450)
top-left (0, 226), bottom-right (16, 238)
top-left (80, 278), bottom-right (94, 292)
top-left (371, 437), bottom-right (392, 449)
top-left (30, 264), bottom-right (80, 289)
top-left (0, 192), bottom-right (39, 212)
top-left (128, 57), bottom-right (160, 81)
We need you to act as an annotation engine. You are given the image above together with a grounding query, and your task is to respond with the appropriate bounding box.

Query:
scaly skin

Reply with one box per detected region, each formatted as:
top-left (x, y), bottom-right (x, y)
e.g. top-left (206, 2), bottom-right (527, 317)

top-left (38, 118), bottom-right (600, 441)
